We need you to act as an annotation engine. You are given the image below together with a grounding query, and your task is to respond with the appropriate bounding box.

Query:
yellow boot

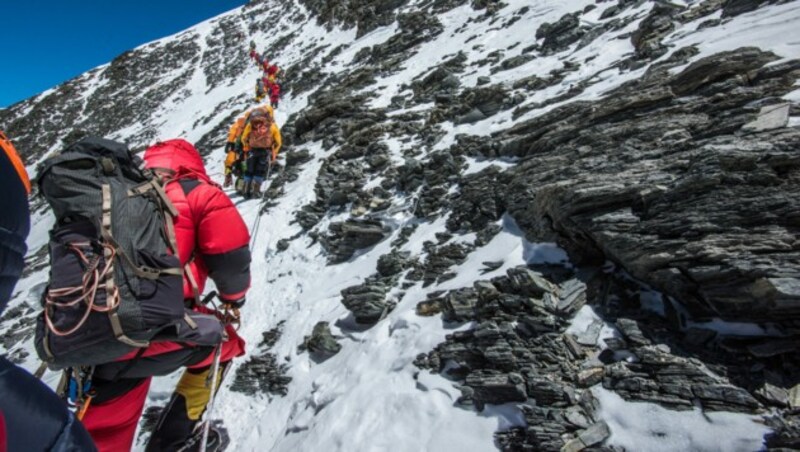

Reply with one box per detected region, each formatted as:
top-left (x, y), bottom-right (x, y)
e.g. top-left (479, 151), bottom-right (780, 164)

top-left (146, 366), bottom-right (224, 451)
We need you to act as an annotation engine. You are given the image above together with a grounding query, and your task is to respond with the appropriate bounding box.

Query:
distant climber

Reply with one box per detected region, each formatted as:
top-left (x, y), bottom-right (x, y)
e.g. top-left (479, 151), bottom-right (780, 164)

top-left (266, 62), bottom-right (280, 82)
top-left (0, 131), bottom-right (96, 452)
top-left (225, 116), bottom-right (247, 188)
top-left (269, 81), bottom-right (281, 108)
top-left (76, 139), bottom-right (252, 451)
top-left (240, 106), bottom-right (281, 198)
top-left (255, 77), bottom-right (266, 102)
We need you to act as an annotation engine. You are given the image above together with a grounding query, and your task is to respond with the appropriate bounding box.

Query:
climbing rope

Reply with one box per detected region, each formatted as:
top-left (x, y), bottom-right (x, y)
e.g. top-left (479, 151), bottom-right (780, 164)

top-left (44, 242), bottom-right (120, 337)
top-left (249, 159), bottom-right (275, 250)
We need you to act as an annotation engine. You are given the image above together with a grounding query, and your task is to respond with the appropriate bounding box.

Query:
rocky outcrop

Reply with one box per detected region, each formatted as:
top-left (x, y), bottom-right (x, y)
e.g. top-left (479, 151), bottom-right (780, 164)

top-left (298, 0), bottom-right (408, 37)
top-left (722, 0), bottom-right (792, 17)
top-left (430, 84), bottom-right (522, 125)
top-left (454, 48), bottom-right (800, 326)
top-left (408, 242), bottom-right (475, 287)
top-left (535, 12), bottom-right (585, 55)
top-left (341, 275), bottom-right (396, 324)
top-left (299, 321), bottom-right (342, 360)
top-left (231, 323), bottom-right (293, 396)
top-left (630, 4), bottom-right (678, 60)
top-left (416, 262), bottom-right (796, 450)
top-left (319, 219), bottom-right (391, 263)
top-left (446, 166), bottom-right (508, 234)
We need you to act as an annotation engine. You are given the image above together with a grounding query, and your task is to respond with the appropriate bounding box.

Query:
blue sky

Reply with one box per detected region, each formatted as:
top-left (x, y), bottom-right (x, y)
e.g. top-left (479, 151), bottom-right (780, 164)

top-left (0, 0), bottom-right (246, 108)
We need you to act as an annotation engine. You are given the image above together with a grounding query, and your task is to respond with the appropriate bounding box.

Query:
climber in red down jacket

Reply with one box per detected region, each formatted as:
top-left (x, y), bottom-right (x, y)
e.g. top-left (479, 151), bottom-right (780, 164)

top-left (81, 139), bottom-right (252, 452)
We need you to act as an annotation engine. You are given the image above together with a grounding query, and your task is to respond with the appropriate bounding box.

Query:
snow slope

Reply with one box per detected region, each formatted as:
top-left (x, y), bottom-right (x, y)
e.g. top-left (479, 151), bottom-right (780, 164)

top-left (3, 0), bottom-right (800, 450)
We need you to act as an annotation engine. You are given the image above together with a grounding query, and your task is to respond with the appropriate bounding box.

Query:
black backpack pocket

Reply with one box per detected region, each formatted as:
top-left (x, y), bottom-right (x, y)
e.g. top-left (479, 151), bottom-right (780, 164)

top-left (35, 220), bottom-right (134, 368)
top-left (134, 250), bottom-right (184, 330)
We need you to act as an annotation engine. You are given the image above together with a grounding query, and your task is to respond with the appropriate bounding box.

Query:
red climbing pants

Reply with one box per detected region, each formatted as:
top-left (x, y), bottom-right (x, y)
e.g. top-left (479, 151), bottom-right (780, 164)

top-left (81, 324), bottom-right (244, 452)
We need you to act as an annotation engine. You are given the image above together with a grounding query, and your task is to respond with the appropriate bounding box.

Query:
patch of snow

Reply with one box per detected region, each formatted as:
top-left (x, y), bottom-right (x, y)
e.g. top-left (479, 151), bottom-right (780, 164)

top-left (565, 305), bottom-right (621, 349)
top-left (593, 387), bottom-right (770, 452)
top-left (462, 157), bottom-right (517, 175)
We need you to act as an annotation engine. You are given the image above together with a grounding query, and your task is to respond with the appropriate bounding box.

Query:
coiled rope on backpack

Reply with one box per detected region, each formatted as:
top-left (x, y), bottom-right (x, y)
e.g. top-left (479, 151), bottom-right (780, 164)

top-left (44, 242), bottom-right (120, 337)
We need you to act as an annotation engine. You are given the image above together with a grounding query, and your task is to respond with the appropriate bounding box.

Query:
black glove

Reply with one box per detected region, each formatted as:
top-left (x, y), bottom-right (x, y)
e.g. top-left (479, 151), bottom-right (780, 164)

top-left (226, 142), bottom-right (235, 153)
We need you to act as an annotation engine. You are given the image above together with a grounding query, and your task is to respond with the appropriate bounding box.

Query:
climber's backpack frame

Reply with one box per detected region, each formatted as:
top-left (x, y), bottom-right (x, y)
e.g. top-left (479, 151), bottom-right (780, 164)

top-left (35, 137), bottom-right (222, 369)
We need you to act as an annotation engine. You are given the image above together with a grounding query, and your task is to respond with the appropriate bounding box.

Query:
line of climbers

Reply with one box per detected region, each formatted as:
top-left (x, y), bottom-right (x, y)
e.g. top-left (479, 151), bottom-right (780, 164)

top-left (223, 103), bottom-right (282, 199)
top-left (0, 131), bottom-right (253, 452)
top-left (249, 42), bottom-right (281, 107)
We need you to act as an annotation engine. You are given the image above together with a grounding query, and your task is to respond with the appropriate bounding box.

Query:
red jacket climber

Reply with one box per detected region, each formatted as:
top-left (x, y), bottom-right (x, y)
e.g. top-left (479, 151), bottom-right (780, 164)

top-left (266, 63), bottom-right (280, 82)
top-left (81, 139), bottom-right (251, 452)
top-left (269, 81), bottom-right (281, 108)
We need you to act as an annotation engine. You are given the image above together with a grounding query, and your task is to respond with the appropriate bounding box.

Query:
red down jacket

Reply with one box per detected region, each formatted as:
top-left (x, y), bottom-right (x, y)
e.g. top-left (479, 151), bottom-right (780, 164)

top-left (143, 139), bottom-right (251, 303)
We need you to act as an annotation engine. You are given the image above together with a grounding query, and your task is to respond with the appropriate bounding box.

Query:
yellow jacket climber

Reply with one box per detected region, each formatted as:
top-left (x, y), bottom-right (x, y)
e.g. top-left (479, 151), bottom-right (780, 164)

top-left (241, 108), bottom-right (281, 160)
top-left (239, 107), bottom-right (282, 199)
top-left (222, 117), bottom-right (247, 187)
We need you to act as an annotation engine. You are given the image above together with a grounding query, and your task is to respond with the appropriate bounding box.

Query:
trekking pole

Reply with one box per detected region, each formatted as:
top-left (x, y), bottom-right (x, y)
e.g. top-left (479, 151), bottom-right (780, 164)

top-left (199, 343), bottom-right (223, 451)
top-left (261, 158), bottom-right (274, 203)
top-left (198, 296), bottom-right (230, 451)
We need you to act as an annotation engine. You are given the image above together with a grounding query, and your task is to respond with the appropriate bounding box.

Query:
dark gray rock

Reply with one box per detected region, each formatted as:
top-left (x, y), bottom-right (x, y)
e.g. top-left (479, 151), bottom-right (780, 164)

top-left (231, 324), bottom-right (292, 396)
top-left (465, 370), bottom-right (527, 407)
top-left (491, 54), bottom-right (535, 74)
top-left (320, 219), bottom-right (391, 263)
top-left (722, 0), bottom-right (788, 18)
top-left (631, 4), bottom-right (678, 60)
top-left (341, 276), bottom-right (395, 324)
top-left (446, 166), bottom-right (508, 233)
top-left (299, 321), bottom-right (342, 359)
top-left (409, 242), bottom-right (475, 287)
top-left (442, 288), bottom-right (479, 322)
top-left (561, 421), bottom-right (611, 452)
top-left (377, 250), bottom-right (412, 277)
top-left (285, 148), bottom-right (313, 166)
top-left (535, 12), bottom-right (585, 54)
top-left (298, 0), bottom-right (407, 37)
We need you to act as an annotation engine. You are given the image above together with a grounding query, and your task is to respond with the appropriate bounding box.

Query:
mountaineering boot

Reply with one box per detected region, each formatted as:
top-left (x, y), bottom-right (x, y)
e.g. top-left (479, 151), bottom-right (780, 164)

top-left (235, 178), bottom-right (246, 196)
top-left (251, 181), bottom-right (262, 199)
top-left (146, 366), bottom-right (222, 451)
top-left (223, 174), bottom-right (232, 188)
top-left (181, 421), bottom-right (230, 452)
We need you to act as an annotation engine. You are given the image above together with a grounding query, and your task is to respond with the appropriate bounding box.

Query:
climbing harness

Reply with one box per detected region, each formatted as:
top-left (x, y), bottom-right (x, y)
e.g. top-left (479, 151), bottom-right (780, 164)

top-left (57, 366), bottom-right (96, 421)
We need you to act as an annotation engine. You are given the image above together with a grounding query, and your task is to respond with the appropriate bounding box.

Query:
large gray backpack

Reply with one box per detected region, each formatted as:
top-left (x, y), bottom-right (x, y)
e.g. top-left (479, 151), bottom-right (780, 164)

top-left (35, 137), bottom-right (221, 369)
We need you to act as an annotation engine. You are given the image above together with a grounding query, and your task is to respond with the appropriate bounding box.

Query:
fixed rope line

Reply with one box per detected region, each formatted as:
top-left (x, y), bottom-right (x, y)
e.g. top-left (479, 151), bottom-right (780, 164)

top-left (249, 159), bottom-right (274, 249)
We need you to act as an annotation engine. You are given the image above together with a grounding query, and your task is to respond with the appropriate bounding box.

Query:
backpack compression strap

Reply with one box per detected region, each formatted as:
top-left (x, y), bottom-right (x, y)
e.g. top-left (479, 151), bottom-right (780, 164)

top-left (130, 175), bottom-right (202, 306)
top-left (99, 185), bottom-right (151, 348)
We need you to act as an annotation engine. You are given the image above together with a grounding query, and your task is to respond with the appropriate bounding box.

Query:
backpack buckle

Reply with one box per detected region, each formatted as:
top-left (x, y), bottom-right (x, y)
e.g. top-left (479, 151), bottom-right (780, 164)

top-left (100, 157), bottom-right (116, 175)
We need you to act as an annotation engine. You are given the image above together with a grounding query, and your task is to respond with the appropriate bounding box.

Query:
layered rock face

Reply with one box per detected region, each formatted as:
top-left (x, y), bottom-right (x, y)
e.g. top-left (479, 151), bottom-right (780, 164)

top-left (280, 0), bottom-right (800, 449)
top-left (485, 48), bottom-right (800, 326)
